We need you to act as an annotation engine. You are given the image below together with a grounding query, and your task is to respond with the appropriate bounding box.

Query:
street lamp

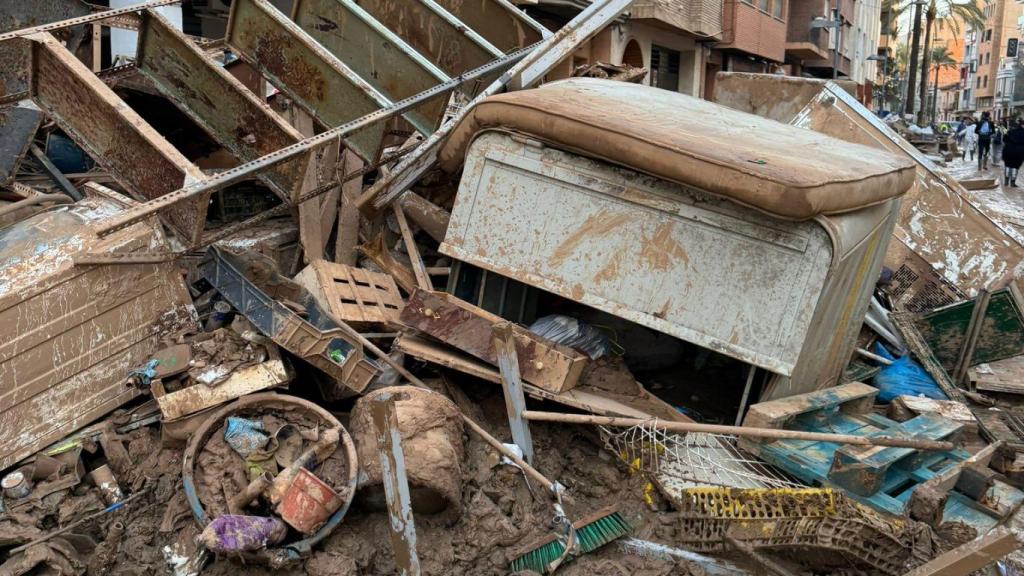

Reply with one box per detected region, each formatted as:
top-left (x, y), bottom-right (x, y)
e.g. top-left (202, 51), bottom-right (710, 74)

top-left (868, 54), bottom-right (888, 112)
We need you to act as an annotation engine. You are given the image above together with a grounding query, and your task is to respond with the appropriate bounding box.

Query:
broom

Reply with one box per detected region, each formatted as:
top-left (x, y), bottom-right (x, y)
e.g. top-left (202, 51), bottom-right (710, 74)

top-left (510, 506), bottom-right (632, 574)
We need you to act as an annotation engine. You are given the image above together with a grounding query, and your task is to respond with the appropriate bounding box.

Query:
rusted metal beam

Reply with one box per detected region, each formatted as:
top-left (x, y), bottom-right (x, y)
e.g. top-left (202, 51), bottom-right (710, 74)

top-left (430, 0), bottom-right (548, 53)
top-left (370, 392), bottom-right (422, 576)
top-left (135, 9), bottom-right (308, 203)
top-left (357, 0), bottom-right (633, 214)
top-left (351, 0), bottom-right (502, 76)
top-left (90, 44), bottom-right (532, 240)
top-left (226, 0), bottom-right (391, 162)
top-left (0, 0), bottom-right (180, 42)
top-left (290, 0), bottom-right (450, 135)
top-left (27, 31), bottom-right (207, 244)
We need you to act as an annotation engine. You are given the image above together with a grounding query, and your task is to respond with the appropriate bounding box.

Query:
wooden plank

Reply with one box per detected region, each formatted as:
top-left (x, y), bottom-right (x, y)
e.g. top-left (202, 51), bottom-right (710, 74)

top-left (392, 333), bottom-right (683, 421)
top-left (392, 203), bottom-right (432, 291)
top-left (152, 347), bottom-right (291, 420)
top-left (398, 289), bottom-right (588, 394)
top-left (27, 32), bottom-right (206, 245)
top-left (953, 289), bottom-right (992, 387)
top-left (370, 393), bottom-right (422, 576)
top-left (971, 356), bottom-right (1024, 394)
top-left (901, 527), bottom-right (1017, 576)
top-left (359, 233), bottom-right (418, 293)
top-left (492, 322), bottom-right (533, 464)
top-left (335, 149), bottom-right (364, 266)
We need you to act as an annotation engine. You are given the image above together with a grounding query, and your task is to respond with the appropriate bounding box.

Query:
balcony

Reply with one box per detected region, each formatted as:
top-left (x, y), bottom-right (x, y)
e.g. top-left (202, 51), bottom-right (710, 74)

top-left (631, 0), bottom-right (724, 39)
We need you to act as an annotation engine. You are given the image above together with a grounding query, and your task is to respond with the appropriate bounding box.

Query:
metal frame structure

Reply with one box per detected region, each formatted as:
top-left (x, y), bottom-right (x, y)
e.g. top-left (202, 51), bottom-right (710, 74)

top-left (6, 0), bottom-right (632, 257)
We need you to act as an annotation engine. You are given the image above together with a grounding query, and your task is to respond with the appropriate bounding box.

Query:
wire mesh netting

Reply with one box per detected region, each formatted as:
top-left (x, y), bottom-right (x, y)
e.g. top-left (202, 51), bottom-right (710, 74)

top-left (599, 422), bottom-right (805, 491)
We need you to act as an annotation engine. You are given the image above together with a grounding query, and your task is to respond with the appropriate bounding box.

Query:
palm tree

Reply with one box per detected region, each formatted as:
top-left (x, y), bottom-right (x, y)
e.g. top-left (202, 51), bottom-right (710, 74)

top-left (884, 0), bottom-right (983, 123)
top-left (928, 44), bottom-right (960, 122)
top-left (917, 3), bottom-right (984, 125)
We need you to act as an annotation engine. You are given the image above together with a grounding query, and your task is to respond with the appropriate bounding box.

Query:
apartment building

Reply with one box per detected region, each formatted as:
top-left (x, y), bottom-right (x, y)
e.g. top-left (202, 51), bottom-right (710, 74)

top-left (960, 27), bottom-right (979, 114)
top-left (708, 0), bottom-right (788, 96)
top-left (527, 0), bottom-right (723, 98)
top-left (969, 0), bottom-right (1020, 119)
top-left (785, 0), bottom-right (880, 102)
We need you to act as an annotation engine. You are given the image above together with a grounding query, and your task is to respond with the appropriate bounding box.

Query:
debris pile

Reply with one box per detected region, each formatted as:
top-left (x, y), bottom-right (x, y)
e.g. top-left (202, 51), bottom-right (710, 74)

top-left (0, 4), bottom-right (1022, 576)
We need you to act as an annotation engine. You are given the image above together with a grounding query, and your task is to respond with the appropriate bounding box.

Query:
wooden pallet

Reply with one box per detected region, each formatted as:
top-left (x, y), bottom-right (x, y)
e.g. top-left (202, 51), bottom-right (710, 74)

top-left (744, 384), bottom-right (1024, 531)
top-left (295, 259), bottom-right (403, 328)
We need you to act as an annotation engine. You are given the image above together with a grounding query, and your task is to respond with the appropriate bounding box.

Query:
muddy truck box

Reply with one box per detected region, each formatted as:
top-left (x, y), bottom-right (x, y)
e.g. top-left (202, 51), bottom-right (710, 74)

top-left (435, 78), bottom-right (916, 401)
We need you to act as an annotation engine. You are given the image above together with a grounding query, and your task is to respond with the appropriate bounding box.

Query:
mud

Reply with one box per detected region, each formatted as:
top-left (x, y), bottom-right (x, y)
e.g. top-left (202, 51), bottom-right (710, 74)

top-left (349, 386), bottom-right (464, 523)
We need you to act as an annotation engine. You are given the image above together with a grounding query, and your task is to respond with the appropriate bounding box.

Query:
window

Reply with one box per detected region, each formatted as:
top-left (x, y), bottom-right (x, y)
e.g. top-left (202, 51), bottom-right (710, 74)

top-left (650, 45), bottom-right (681, 92)
top-left (986, 29), bottom-right (993, 42)
top-left (986, 52), bottom-right (991, 64)
top-left (758, 0), bottom-right (769, 11)
top-left (977, 76), bottom-right (982, 88)
top-left (984, 75), bottom-right (988, 87)
top-left (772, 0), bottom-right (783, 18)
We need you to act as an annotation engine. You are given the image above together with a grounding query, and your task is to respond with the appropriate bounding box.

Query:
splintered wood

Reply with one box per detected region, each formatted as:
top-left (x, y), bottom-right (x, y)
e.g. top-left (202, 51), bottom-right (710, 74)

top-left (295, 260), bottom-right (404, 328)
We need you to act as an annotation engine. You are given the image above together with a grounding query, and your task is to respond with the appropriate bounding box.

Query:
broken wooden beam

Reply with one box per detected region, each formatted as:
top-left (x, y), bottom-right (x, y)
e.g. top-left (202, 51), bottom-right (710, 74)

top-left (520, 411), bottom-right (958, 451)
top-left (900, 527), bottom-right (1018, 576)
top-left (398, 289), bottom-right (588, 393)
top-left (493, 322), bottom-right (533, 464)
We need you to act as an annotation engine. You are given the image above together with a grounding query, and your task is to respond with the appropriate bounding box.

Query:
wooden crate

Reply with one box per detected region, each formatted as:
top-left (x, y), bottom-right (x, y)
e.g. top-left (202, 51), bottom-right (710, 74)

top-left (295, 260), bottom-right (403, 328)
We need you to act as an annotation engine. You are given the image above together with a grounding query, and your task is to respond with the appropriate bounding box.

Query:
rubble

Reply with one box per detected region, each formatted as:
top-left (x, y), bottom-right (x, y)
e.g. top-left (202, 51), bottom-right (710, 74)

top-left (2, 3), bottom-right (1024, 575)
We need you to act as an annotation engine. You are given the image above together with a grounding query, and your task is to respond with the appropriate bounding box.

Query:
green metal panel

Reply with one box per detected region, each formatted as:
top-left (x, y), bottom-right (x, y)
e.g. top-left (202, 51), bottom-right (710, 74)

top-left (914, 289), bottom-right (1024, 371)
top-left (347, 0), bottom-right (501, 76)
top-left (291, 0), bottom-right (449, 135)
top-left (136, 10), bottom-right (308, 203)
top-left (431, 0), bottom-right (545, 53)
top-left (226, 0), bottom-right (390, 161)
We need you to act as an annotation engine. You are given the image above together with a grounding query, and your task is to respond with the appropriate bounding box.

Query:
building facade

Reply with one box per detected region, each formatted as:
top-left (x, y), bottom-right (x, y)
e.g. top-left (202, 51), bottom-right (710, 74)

top-left (967, 0), bottom-right (1020, 119)
top-left (784, 0), bottom-right (879, 102)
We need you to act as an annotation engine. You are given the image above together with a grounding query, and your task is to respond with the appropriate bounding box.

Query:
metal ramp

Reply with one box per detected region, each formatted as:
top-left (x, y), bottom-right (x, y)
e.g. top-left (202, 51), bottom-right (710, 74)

top-left (1, 0), bottom-right (612, 254)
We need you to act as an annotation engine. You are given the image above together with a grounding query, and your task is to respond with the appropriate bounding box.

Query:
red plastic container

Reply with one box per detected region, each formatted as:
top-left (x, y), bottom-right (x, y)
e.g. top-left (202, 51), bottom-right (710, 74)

top-left (277, 468), bottom-right (342, 534)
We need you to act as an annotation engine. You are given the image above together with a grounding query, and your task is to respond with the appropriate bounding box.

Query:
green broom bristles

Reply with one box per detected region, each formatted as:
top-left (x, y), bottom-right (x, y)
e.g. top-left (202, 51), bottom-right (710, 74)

top-left (510, 509), bottom-right (632, 574)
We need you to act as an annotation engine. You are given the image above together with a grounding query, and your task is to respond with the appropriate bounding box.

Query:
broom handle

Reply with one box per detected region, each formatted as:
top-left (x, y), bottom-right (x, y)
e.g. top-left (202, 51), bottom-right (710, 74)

top-left (335, 322), bottom-right (558, 493)
top-left (521, 411), bottom-right (956, 451)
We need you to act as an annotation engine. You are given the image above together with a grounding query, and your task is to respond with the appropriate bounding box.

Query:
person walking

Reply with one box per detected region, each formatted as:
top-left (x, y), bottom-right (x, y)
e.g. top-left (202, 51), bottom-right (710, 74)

top-left (962, 118), bottom-right (978, 162)
top-left (1002, 117), bottom-right (1024, 187)
top-left (993, 118), bottom-right (1007, 167)
top-left (976, 112), bottom-right (995, 170)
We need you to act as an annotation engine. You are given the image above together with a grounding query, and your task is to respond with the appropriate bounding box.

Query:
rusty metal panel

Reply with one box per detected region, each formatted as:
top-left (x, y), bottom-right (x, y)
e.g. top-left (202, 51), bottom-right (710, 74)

top-left (28, 32), bottom-right (208, 245)
top-left (346, 0), bottom-right (500, 77)
top-left (226, 0), bottom-right (390, 161)
top-left (135, 10), bottom-right (308, 203)
top-left (291, 0), bottom-right (449, 135)
top-left (0, 0), bottom-right (91, 98)
top-left (0, 197), bottom-right (196, 472)
top-left (440, 131), bottom-right (835, 376)
top-left (792, 84), bottom-right (1024, 302)
top-left (430, 0), bottom-right (545, 53)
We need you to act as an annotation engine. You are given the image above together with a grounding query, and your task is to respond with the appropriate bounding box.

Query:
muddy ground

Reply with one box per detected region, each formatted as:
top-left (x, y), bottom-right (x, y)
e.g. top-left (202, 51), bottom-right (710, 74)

top-left (1, 374), bottom-right (717, 576)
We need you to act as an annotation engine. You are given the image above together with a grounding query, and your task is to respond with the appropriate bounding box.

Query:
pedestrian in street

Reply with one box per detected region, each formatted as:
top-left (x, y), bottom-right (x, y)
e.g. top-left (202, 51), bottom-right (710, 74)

top-left (962, 118), bottom-right (978, 161)
top-left (993, 118), bottom-right (1007, 167)
top-left (1002, 117), bottom-right (1024, 187)
top-left (976, 112), bottom-right (995, 170)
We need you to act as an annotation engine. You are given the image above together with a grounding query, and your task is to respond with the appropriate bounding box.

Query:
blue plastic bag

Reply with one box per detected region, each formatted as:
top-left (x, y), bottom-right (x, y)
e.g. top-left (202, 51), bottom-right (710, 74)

top-left (224, 417), bottom-right (269, 458)
top-left (871, 343), bottom-right (948, 403)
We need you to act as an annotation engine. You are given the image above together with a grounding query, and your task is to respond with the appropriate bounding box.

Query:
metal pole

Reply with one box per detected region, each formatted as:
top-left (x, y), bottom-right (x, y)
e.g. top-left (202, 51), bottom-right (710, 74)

top-left (833, 0), bottom-right (842, 80)
top-left (734, 366), bottom-right (756, 427)
top-left (370, 393), bottom-right (421, 576)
